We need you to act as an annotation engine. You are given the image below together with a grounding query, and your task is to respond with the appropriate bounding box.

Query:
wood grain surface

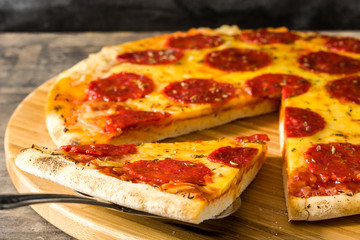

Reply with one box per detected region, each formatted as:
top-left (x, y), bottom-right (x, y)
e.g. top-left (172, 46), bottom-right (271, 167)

top-left (2, 31), bottom-right (360, 240)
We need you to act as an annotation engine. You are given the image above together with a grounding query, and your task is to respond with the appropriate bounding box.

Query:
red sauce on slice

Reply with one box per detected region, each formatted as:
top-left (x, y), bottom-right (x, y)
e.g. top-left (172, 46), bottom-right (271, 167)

top-left (289, 143), bottom-right (360, 198)
top-left (244, 74), bottom-right (311, 99)
top-left (235, 134), bottom-right (270, 143)
top-left (87, 72), bottom-right (154, 102)
top-left (207, 146), bottom-right (258, 169)
top-left (205, 48), bottom-right (272, 72)
top-left (240, 29), bottom-right (300, 44)
top-left (117, 49), bottom-right (183, 65)
top-left (60, 144), bottom-right (137, 156)
top-left (284, 107), bottom-right (326, 138)
top-left (299, 51), bottom-right (360, 74)
top-left (124, 159), bottom-right (213, 185)
top-left (325, 75), bottom-right (360, 105)
top-left (167, 34), bottom-right (224, 49)
top-left (288, 167), bottom-right (360, 198)
top-left (305, 143), bottom-right (360, 183)
top-left (326, 36), bottom-right (360, 54)
top-left (103, 110), bottom-right (169, 133)
top-left (162, 78), bottom-right (235, 104)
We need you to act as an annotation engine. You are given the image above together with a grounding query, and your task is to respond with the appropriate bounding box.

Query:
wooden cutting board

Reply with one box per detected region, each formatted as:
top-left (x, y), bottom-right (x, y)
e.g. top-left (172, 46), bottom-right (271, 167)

top-left (5, 78), bottom-right (360, 240)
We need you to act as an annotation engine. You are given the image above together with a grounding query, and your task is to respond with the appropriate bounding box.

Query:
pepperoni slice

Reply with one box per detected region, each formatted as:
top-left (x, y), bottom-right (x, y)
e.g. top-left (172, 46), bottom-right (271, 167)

top-left (299, 51), bottom-right (360, 74)
top-left (87, 72), bottom-right (154, 102)
top-left (240, 29), bottom-right (300, 45)
top-left (103, 110), bottom-right (169, 133)
top-left (325, 76), bottom-right (360, 105)
top-left (284, 107), bottom-right (326, 138)
top-left (326, 36), bottom-right (360, 54)
top-left (244, 74), bottom-right (311, 99)
top-left (124, 159), bottom-right (213, 185)
top-left (304, 143), bottom-right (360, 183)
top-left (60, 144), bottom-right (137, 156)
top-left (163, 78), bottom-right (235, 104)
top-left (235, 134), bottom-right (270, 143)
top-left (167, 34), bottom-right (224, 49)
top-left (207, 146), bottom-right (258, 169)
top-left (117, 49), bottom-right (183, 65)
top-left (205, 48), bottom-right (272, 72)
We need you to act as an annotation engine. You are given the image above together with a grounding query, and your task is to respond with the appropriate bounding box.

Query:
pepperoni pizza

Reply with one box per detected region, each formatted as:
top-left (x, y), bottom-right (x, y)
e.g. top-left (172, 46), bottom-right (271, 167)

top-left (15, 135), bottom-right (269, 223)
top-left (17, 26), bottom-right (360, 222)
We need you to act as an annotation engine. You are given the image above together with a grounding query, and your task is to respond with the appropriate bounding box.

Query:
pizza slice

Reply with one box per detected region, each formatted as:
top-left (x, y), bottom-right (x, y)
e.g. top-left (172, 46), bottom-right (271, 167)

top-left (280, 52), bottom-right (360, 220)
top-left (15, 135), bottom-right (269, 224)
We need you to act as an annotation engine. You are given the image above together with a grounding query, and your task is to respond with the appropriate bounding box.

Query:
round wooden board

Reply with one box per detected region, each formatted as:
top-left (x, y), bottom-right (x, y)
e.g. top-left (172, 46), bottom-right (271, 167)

top-left (5, 80), bottom-right (360, 240)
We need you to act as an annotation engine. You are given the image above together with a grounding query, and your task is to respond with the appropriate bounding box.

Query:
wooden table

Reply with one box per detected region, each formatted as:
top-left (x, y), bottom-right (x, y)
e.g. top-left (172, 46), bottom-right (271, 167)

top-left (1, 31), bottom-right (360, 240)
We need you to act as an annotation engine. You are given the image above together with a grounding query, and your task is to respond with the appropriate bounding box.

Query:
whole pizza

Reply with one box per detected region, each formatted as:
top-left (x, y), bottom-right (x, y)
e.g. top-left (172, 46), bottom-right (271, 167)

top-left (15, 26), bottom-right (360, 223)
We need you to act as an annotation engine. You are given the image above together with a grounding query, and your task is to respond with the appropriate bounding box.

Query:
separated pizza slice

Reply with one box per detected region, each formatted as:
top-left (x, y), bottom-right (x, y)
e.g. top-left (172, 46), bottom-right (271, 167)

top-left (280, 74), bottom-right (360, 221)
top-left (15, 135), bottom-right (269, 224)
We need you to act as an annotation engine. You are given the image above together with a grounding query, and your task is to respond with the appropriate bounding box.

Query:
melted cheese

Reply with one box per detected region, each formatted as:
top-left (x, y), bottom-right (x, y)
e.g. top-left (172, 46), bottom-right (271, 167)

top-left (283, 75), bottom-right (360, 172)
top-left (93, 138), bottom-right (266, 199)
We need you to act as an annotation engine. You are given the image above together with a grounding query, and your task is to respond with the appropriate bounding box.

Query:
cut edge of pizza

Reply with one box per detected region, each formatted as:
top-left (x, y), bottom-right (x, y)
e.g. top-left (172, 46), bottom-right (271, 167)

top-left (15, 135), bottom-right (269, 224)
top-left (279, 74), bottom-right (360, 221)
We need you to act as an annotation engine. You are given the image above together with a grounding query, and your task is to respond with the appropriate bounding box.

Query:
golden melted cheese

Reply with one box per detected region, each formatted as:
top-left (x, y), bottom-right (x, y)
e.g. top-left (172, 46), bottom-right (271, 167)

top-left (85, 138), bottom-right (267, 199)
top-left (283, 73), bottom-right (360, 172)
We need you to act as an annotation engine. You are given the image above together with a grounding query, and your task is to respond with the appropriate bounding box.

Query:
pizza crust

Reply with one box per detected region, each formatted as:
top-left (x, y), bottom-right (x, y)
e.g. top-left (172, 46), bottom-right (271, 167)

top-left (287, 190), bottom-right (360, 221)
top-left (15, 144), bottom-right (266, 224)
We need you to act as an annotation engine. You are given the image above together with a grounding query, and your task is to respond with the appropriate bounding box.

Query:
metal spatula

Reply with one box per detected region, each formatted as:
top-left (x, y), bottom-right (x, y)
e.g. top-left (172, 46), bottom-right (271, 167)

top-left (0, 192), bottom-right (241, 220)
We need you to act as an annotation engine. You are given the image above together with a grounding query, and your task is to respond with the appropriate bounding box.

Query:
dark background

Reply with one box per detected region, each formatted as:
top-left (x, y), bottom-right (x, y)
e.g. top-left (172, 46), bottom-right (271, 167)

top-left (0, 0), bottom-right (360, 32)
